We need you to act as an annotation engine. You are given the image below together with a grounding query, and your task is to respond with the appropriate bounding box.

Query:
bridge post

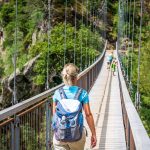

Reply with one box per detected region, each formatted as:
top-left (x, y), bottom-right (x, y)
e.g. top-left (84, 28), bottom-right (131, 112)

top-left (11, 116), bottom-right (20, 150)
top-left (46, 100), bottom-right (51, 150)
top-left (87, 72), bottom-right (90, 91)
top-left (11, 122), bottom-right (15, 150)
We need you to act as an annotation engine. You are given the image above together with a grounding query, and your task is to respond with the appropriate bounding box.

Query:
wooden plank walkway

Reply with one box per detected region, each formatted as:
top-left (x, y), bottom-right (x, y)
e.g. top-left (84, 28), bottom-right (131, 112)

top-left (84, 52), bottom-right (126, 150)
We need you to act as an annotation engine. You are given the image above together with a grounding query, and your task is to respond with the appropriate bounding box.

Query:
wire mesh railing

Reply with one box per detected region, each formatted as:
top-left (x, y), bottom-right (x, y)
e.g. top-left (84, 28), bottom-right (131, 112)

top-left (0, 41), bottom-right (107, 150)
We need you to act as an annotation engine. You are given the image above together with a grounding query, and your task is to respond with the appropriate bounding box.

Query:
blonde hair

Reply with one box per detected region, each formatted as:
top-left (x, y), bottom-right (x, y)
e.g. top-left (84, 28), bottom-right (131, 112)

top-left (61, 63), bottom-right (79, 86)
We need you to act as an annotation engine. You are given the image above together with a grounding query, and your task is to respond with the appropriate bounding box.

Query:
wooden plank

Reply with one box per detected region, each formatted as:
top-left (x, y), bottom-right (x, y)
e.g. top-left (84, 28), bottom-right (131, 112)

top-left (84, 53), bottom-right (126, 150)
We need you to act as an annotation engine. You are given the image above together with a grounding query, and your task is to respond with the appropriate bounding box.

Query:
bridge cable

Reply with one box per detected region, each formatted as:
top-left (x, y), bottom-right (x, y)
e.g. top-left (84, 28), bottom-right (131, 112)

top-left (92, 2), bottom-right (95, 63)
top-left (46, 0), bottom-right (51, 90)
top-left (120, 0), bottom-right (126, 72)
top-left (122, 0), bottom-right (126, 72)
top-left (92, 1), bottom-right (95, 64)
top-left (124, 0), bottom-right (129, 81)
top-left (95, 5), bottom-right (98, 61)
top-left (80, 0), bottom-right (84, 71)
top-left (74, 0), bottom-right (77, 65)
top-left (124, 0), bottom-right (128, 77)
top-left (85, 0), bottom-right (89, 68)
top-left (136, 0), bottom-right (143, 109)
top-left (88, 1), bottom-right (92, 66)
top-left (64, 0), bottom-right (67, 66)
top-left (46, 1), bottom-right (53, 149)
top-left (126, 0), bottom-right (129, 82)
top-left (94, 8), bottom-right (97, 62)
top-left (12, 0), bottom-right (18, 105)
top-left (89, 3), bottom-right (91, 65)
top-left (128, 0), bottom-right (132, 84)
top-left (123, 0), bottom-right (128, 66)
top-left (104, 0), bottom-right (107, 41)
top-left (129, 0), bottom-right (135, 90)
top-left (119, 0), bottom-right (127, 75)
top-left (127, 0), bottom-right (131, 82)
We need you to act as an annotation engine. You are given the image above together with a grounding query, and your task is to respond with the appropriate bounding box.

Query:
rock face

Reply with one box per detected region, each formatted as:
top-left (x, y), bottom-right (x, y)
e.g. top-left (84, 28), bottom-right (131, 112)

top-left (0, 54), bottom-right (46, 110)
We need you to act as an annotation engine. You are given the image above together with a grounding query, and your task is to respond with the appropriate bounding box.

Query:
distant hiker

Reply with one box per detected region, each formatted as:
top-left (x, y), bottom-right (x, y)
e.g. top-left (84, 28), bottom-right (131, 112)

top-left (107, 52), bottom-right (113, 69)
top-left (52, 63), bottom-right (97, 150)
top-left (111, 58), bottom-right (117, 76)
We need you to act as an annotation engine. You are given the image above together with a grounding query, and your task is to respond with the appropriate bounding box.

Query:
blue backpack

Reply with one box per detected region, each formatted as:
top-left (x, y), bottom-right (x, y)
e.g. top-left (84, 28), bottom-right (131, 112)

top-left (107, 55), bottom-right (113, 61)
top-left (52, 87), bottom-right (83, 142)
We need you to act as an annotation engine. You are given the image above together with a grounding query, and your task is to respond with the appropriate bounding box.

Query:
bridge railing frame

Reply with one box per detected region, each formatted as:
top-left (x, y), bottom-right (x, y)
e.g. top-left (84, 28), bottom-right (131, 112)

top-left (116, 43), bottom-right (150, 150)
top-left (0, 41), bottom-right (107, 150)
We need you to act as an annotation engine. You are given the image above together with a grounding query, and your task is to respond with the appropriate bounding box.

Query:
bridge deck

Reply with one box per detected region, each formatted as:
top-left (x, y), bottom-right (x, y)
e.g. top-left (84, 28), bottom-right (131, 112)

top-left (84, 53), bottom-right (126, 150)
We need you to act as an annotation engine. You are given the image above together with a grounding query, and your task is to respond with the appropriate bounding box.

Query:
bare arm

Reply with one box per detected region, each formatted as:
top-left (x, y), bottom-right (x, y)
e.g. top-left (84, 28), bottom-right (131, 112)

top-left (83, 103), bottom-right (96, 136)
top-left (83, 103), bottom-right (97, 148)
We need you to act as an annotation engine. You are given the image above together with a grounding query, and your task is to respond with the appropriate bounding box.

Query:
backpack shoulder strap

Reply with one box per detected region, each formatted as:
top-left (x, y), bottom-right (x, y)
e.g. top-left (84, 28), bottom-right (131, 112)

top-left (59, 88), bottom-right (67, 99)
top-left (74, 88), bottom-right (83, 100)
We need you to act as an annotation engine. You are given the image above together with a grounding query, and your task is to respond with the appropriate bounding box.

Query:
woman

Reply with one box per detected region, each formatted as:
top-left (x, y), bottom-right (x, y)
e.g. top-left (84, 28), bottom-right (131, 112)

top-left (53, 63), bottom-right (97, 150)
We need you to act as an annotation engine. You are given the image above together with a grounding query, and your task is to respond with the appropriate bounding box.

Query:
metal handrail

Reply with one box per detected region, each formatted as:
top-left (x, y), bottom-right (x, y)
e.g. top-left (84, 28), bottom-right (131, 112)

top-left (0, 41), bottom-right (107, 150)
top-left (0, 41), bottom-right (107, 122)
top-left (116, 47), bottom-right (150, 150)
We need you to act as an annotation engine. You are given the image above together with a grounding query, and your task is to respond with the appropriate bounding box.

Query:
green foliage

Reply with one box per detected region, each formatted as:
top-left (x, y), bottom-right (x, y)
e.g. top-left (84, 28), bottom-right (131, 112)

top-left (29, 23), bottom-right (101, 85)
top-left (0, 3), bottom-right (14, 27)
top-left (142, 96), bottom-right (150, 108)
top-left (140, 107), bottom-right (150, 137)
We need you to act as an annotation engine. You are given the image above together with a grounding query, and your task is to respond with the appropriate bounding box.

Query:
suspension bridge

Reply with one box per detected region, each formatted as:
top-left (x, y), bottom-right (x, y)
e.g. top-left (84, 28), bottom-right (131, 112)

top-left (0, 42), bottom-right (150, 150)
top-left (0, 0), bottom-right (150, 150)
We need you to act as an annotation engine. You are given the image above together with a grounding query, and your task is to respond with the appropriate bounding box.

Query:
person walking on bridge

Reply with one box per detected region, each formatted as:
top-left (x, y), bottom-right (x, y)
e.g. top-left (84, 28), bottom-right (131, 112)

top-left (52, 63), bottom-right (97, 150)
top-left (111, 58), bottom-right (118, 76)
top-left (107, 52), bottom-right (113, 69)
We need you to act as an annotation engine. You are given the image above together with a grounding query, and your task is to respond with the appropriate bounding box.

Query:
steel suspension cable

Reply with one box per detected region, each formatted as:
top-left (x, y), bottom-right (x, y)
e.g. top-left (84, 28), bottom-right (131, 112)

top-left (88, 3), bottom-right (91, 66)
top-left (74, 0), bottom-right (77, 65)
top-left (119, 0), bottom-right (124, 49)
top-left (96, 10), bottom-right (99, 60)
top-left (46, 1), bottom-right (52, 149)
top-left (102, 1), bottom-right (105, 40)
top-left (118, 0), bottom-right (123, 68)
top-left (121, 0), bottom-right (125, 39)
top-left (118, 0), bottom-right (121, 48)
top-left (123, 1), bottom-right (125, 38)
top-left (85, 0), bottom-right (88, 68)
top-left (98, 0), bottom-right (106, 51)
top-left (127, 0), bottom-right (129, 37)
top-left (104, 0), bottom-right (107, 41)
top-left (13, 0), bottom-right (18, 105)
top-left (129, 0), bottom-right (131, 39)
top-left (136, 0), bottom-right (143, 109)
top-left (127, 0), bottom-right (132, 83)
top-left (94, 10), bottom-right (97, 62)
top-left (130, 0), bottom-right (135, 85)
top-left (126, 0), bottom-right (129, 81)
top-left (125, 0), bottom-right (128, 38)
top-left (64, 0), bottom-right (67, 65)
top-left (46, 0), bottom-right (51, 90)
top-left (119, 0), bottom-right (125, 70)
top-left (121, 0), bottom-right (125, 68)
top-left (92, 4), bottom-right (94, 63)
top-left (124, 0), bottom-right (126, 69)
top-left (80, 0), bottom-right (84, 71)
